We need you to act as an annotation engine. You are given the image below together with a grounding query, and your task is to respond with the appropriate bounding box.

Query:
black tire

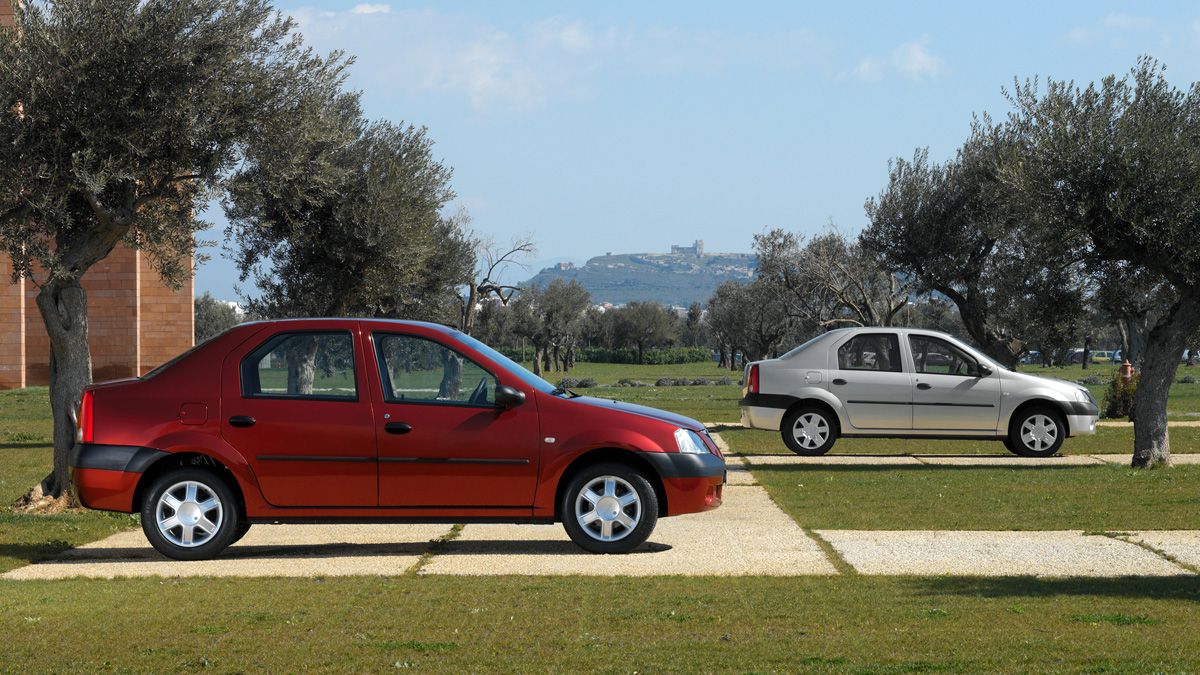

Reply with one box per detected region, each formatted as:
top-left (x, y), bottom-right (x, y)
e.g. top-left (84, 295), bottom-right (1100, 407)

top-left (561, 462), bottom-right (658, 554)
top-left (1001, 436), bottom-right (1018, 455)
top-left (781, 406), bottom-right (839, 456)
top-left (140, 468), bottom-right (241, 561)
top-left (1008, 407), bottom-right (1066, 457)
top-left (231, 522), bottom-right (252, 546)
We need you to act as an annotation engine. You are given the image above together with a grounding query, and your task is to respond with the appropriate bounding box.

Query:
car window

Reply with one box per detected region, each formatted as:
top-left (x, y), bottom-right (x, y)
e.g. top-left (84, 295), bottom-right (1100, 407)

top-left (241, 332), bottom-right (357, 400)
top-left (836, 334), bottom-right (902, 373)
top-left (909, 335), bottom-right (978, 376)
top-left (374, 333), bottom-right (498, 406)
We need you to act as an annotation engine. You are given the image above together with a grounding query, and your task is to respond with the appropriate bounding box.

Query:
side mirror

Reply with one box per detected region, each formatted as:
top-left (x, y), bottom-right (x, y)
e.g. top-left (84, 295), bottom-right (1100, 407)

top-left (495, 385), bottom-right (526, 409)
top-left (976, 365), bottom-right (993, 378)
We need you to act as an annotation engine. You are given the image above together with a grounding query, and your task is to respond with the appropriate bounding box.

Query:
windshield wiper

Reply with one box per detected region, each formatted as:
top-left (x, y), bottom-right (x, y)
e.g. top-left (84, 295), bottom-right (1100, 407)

top-left (549, 386), bottom-right (580, 398)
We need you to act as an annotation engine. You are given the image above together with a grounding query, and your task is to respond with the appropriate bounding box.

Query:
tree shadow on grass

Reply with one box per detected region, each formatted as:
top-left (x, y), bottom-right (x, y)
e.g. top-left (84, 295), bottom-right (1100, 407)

top-left (0, 442), bottom-right (51, 450)
top-left (0, 541), bottom-right (74, 568)
top-left (908, 576), bottom-right (1200, 601)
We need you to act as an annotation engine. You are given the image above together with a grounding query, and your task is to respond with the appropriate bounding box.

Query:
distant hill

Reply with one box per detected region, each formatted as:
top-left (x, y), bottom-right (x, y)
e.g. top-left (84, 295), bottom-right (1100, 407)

top-left (524, 249), bottom-right (756, 306)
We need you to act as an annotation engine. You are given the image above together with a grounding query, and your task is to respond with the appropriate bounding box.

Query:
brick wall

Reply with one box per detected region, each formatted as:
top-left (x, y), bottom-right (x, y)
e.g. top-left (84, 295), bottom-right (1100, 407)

top-left (1, 246), bottom-right (195, 389)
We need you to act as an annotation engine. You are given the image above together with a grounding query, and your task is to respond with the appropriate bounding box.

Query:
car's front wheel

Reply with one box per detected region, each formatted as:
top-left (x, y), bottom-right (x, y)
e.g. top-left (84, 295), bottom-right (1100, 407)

top-left (561, 463), bottom-right (658, 554)
top-left (1008, 408), bottom-right (1066, 457)
top-left (140, 468), bottom-right (241, 561)
top-left (781, 406), bottom-right (839, 455)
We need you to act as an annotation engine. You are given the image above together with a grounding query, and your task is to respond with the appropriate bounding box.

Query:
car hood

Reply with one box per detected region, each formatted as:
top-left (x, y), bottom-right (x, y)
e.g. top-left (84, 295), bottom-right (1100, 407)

top-left (568, 396), bottom-right (705, 431)
top-left (1005, 370), bottom-right (1089, 395)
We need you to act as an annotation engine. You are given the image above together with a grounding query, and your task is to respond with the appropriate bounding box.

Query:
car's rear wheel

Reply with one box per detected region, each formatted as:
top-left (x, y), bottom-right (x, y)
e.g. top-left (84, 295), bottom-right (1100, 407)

top-left (1008, 408), bottom-right (1065, 457)
top-left (561, 463), bottom-right (658, 554)
top-left (140, 468), bottom-right (241, 561)
top-left (781, 406), bottom-right (839, 455)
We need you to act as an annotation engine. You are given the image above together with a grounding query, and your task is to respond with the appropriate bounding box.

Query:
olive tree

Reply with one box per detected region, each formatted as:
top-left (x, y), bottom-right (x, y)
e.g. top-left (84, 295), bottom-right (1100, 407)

top-left (0, 0), bottom-right (338, 498)
top-left (1005, 57), bottom-right (1200, 467)
top-left (862, 125), bottom-right (1086, 368)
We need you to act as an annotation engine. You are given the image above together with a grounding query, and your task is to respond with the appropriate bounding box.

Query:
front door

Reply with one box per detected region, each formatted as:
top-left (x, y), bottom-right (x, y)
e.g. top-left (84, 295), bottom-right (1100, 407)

top-left (222, 327), bottom-right (378, 507)
top-left (830, 332), bottom-right (912, 430)
top-left (370, 332), bottom-right (540, 508)
top-left (907, 335), bottom-right (1001, 431)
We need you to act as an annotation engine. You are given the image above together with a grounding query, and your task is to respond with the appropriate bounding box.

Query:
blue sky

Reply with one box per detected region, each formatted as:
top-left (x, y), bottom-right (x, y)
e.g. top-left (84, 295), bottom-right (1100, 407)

top-left (196, 1), bottom-right (1200, 300)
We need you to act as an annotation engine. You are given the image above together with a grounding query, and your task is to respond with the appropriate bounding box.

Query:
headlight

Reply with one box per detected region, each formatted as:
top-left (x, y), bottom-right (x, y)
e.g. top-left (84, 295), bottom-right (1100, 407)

top-left (674, 428), bottom-right (710, 455)
top-left (1075, 388), bottom-right (1096, 405)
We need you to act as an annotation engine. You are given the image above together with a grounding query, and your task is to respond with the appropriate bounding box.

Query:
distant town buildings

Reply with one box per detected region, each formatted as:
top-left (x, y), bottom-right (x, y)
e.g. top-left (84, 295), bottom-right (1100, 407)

top-left (670, 240), bottom-right (705, 256)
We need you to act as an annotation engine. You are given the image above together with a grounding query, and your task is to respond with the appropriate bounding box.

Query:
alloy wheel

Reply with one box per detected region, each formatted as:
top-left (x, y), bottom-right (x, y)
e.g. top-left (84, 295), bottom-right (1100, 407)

top-left (156, 480), bottom-right (223, 548)
top-left (792, 413), bottom-right (830, 450)
top-left (574, 475), bottom-right (642, 542)
top-left (1020, 414), bottom-right (1059, 453)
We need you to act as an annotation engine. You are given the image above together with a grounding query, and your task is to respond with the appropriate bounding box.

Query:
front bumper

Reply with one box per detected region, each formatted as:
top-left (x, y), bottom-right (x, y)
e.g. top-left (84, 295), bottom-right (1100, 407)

top-left (69, 443), bottom-right (166, 512)
top-left (1054, 401), bottom-right (1100, 437)
top-left (636, 451), bottom-right (725, 515)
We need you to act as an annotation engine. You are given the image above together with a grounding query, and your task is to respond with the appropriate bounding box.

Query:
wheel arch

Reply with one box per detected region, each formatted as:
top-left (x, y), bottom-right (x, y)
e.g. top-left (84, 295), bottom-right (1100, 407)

top-left (133, 452), bottom-right (247, 518)
top-left (1006, 398), bottom-right (1069, 437)
top-left (552, 447), bottom-right (668, 521)
top-left (781, 396), bottom-right (844, 434)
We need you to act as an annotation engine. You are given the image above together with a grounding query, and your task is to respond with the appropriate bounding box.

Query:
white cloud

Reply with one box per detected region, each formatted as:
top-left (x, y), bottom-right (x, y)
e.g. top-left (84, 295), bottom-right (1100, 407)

top-left (350, 3), bottom-right (391, 15)
top-left (1065, 26), bottom-right (1094, 44)
top-left (1102, 12), bottom-right (1152, 30)
top-left (852, 39), bottom-right (944, 83)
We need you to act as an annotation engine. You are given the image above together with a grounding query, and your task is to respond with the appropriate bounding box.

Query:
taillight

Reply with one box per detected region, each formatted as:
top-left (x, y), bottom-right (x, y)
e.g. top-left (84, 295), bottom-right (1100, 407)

top-left (77, 389), bottom-right (94, 444)
top-left (747, 364), bottom-right (759, 394)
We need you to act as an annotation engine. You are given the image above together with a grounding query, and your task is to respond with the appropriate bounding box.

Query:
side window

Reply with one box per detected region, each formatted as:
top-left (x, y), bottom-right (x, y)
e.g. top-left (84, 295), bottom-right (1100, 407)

top-left (836, 334), bottom-right (902, 373)
top-left (241, 332), bottom-right (357, 400)
top-left (374, 333), bottom-right (498, 406)
top-left (909, 335), bottom-right (977, 376)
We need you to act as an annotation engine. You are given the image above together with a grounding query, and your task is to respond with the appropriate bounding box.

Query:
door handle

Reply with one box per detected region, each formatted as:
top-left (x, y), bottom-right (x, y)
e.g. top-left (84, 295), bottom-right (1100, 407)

top-left (384, 422), bottom-right (413, 435)
top-left (916, 383), bottom-right (932, 390)
top-left (228, 415), bottom-right (256, 428)
top-left (831, 378), bottom-right (847, 386)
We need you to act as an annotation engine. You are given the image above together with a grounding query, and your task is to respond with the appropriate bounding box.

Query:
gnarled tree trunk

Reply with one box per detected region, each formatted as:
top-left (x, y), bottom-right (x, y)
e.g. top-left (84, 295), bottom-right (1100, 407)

top-left (34, 279), bottom-right (92, 499)
top-left (1131, 296), bottom-right (1200, 468)
top-left (285, 336), bottom-right (319, 396)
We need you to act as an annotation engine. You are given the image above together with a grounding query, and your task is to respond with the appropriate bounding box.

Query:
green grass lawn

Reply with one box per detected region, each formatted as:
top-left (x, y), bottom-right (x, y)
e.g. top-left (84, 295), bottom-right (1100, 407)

top-left (2, 575), bottom-right (1200, 672)
top-left (719, 426), bottom-right (1200, 456)
top-left (748, 463), bottom-right (1200, 530)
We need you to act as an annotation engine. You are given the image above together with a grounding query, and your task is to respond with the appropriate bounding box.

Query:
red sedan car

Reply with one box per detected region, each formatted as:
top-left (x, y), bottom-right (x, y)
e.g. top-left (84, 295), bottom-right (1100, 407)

top-left (70, 319), bottom-right (725, 559)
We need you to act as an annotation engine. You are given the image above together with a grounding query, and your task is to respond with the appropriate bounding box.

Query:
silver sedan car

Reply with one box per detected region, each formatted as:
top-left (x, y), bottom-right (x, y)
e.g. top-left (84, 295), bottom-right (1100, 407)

top-left (739, 328), bottom-right (1100, 457)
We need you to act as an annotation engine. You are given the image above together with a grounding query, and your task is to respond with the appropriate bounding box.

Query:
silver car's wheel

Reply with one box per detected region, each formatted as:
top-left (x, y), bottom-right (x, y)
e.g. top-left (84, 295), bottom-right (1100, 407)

top-left (781, 407), bottom-right (838, 455)
top-left (1020, 415), bottom-right (1058, 453)
top-left (792, 413), bottom-right (830, 450)
top-left (156, 480), bottom-right (224, 548)
top-left (574, 475), bottom-right (641, 542)
top-left (1009, 409), bottom-right (1065, 457)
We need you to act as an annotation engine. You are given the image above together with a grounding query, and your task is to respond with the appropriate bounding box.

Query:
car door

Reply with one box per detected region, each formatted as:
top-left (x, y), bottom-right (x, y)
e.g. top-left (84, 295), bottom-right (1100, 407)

top-left (907, 334), bottom-right (1001, 431)
top-left (221, 325), bottom-right (378, 507)
top-left (829, 332), bottom-right (912, 430)
top-left (369, 331), bottom-right (540, 509)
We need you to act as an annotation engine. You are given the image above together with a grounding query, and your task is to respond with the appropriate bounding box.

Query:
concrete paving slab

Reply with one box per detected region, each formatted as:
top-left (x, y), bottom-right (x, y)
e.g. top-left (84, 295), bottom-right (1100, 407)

top-left (421, 485), bottom-right (837, 576)
top-left (1124, 531), bottom-right (1200, 569)
top-left (2, 524), bottom-right (453, 580)
top-left (722, 453), bottom-right (757, 486)
top-left (817, 530), bottom-right (1191, 577)
top-left (916, 455), bottom-right (1106, 466)
top-left (1091, 454), bottom-right (1200, 465)
top-left (744, 454), bottom-right (924, 466)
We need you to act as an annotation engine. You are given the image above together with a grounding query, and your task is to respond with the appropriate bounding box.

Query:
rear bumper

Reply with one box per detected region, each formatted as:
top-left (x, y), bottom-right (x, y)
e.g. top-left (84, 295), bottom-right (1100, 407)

top-left (637, 451), bottom-right (725, 516)
top-left (70, 443), bottom-right (166, 513)
top-left (739, 403), bottom-right (785, 431)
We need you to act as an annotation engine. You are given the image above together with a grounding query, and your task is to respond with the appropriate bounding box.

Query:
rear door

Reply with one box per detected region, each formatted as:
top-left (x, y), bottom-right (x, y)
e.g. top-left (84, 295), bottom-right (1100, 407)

top-left (907, 334), bottom-right (1001, 431)
top-left (222, 325), bottom-right (377, 507)
top-left (829, 332), bottom-right (912, 430)
top-left (368, 331), bottom-right (540, 509)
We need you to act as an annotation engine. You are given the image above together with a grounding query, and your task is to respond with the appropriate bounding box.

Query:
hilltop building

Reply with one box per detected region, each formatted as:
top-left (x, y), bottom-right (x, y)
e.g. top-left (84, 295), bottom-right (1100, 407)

top-left (0, 2), bottom-right (194, 390)
top-left (670, 240), bottom-right (705, 256)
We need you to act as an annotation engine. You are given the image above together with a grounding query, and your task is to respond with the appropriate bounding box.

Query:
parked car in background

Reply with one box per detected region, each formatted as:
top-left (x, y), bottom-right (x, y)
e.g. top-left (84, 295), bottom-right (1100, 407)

top-left (739, 328), bottom-right (1099, 457)
top-left (70, 319), bottom-right (725, 560)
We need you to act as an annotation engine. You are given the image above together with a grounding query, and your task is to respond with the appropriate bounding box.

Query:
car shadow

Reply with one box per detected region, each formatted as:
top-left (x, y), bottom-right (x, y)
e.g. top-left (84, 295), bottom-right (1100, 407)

top-left (436, 540), bottom-right (672, 556)
top-left (908, 575), bottom-right (1200, 601)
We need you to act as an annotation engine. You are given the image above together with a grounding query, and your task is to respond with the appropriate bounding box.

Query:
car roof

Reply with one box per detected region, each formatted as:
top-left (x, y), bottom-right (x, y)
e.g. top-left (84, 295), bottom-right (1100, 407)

top-left (237, 318), bottom-right (459, 334)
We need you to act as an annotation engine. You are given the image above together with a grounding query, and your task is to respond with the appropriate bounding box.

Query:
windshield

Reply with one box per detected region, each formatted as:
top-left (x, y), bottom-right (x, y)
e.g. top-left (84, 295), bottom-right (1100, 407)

top-left (455, 332), bottom-right (558, 395)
